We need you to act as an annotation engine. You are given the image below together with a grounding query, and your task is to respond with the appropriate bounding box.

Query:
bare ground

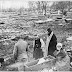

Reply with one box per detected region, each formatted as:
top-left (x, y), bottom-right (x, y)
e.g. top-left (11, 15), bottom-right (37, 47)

top-left (0, 12), bottom-right (72, 70)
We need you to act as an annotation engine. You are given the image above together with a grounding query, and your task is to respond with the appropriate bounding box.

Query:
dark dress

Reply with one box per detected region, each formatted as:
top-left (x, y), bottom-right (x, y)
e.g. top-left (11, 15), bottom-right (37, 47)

top-left (33, 39), bottom-right (43, 59)
top-left (47, 34), bottom-right (57, 56)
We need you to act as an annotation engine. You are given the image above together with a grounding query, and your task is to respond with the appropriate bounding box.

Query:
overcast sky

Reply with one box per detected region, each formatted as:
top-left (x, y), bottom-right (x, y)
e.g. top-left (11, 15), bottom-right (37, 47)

top-left (0, 0), bottom-right (69, 9)
top-left (0, 0), bottom-right (29, 9)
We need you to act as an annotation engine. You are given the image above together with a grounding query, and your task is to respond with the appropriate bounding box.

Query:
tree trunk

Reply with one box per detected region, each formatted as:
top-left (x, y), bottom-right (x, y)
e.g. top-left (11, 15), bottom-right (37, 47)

top-left (44, 5), bottom-right (46, 16)
top-left (68, 1), bottom-right (70, 12)
top-left (43, 2), bottom-right (46, 16)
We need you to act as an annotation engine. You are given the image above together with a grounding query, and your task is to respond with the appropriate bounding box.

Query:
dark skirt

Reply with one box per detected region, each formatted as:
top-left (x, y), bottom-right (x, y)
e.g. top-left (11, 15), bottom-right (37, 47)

top-left (48, 50), bottom-right (55, 56)
top-left (33, 48), bottom-right (43, 60)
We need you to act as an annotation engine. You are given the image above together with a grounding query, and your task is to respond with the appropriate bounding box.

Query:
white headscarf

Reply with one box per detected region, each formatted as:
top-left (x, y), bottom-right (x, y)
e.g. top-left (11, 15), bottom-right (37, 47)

top-left (56, 43), bottom-right (62, 50)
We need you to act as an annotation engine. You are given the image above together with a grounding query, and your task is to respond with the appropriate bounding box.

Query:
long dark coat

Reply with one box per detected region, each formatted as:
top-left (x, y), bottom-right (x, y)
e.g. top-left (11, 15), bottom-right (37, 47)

top-left (47, 34), bottom-right (57, 56)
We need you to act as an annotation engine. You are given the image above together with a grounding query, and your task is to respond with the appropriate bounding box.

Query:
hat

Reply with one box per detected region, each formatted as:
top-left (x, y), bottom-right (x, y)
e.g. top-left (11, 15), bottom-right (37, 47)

top-left (47, 28), bottom-right (52, 32)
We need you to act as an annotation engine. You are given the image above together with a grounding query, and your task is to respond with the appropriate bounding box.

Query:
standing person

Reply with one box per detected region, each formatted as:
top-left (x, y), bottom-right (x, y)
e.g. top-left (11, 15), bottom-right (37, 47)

top-left (13, 36), bottom-right (28, 71)
top-left (46, 28), bottom-right (57, 56)
top-left (33, 37), bottom-right (45, 59)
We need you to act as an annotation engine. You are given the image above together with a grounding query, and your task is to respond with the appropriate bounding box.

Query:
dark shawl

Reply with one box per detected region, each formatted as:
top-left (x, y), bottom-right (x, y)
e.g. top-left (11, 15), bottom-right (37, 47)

top-left (33, 38), bottom-right (43, 59)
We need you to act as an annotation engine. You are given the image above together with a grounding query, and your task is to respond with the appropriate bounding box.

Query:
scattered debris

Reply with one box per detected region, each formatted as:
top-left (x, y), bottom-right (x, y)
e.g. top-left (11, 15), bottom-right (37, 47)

top-left (66, 36), bottom-right (72, 41)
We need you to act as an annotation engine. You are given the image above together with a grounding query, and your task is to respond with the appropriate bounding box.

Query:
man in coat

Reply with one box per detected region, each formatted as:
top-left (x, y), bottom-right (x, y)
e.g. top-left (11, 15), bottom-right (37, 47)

top-left (46, 28), bottom-right (57, 56)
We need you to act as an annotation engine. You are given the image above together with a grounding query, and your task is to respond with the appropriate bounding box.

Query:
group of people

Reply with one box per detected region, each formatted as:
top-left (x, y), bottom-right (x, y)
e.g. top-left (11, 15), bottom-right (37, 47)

top-left (13, 28), bottom-right (57, 62)
top-left (0, 28), bottom-right (71, 71)
top-left (12, 28), bottom-right (71, 71)
top-left (33, 28), bottom-right (57, 59)
top-left (12, 28), bottom-right (72, 71)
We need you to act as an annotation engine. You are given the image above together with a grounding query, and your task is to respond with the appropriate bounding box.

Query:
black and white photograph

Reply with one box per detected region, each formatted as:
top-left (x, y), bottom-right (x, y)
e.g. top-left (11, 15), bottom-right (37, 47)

top-left (0, 0), bottom-right (72, 71)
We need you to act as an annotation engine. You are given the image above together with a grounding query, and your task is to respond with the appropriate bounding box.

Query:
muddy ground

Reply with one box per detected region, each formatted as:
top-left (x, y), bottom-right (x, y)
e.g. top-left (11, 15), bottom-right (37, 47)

top-left (0, 12), bottom-right (72, 70)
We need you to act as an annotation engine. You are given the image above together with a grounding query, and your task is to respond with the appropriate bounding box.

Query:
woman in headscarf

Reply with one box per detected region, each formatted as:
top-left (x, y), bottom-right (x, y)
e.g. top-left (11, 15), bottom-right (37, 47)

top-left (53, 43), bottom-right (66, 57)
top-left (52, 43), bottom-right (70, 71)
top-left (53, 51), bottom-right (70, 71)
top-left (33, 37), bottom-right (45, 59)
top-left (46, 28), bottom-right (57, 56)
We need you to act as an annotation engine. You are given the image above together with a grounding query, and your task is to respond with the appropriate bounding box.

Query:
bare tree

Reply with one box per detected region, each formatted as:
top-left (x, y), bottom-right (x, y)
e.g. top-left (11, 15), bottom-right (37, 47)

top-left (54, 1), bottom-right (71, 13)
top-left (18, 7), bottom-right (24, 15)
top-left (28, 1), bottom-right (37, 12)
top-left (41, 1), bottom-right (46, 16)
top-left (36, 1), bottom-right (47, 16)
top-left (28, 1), bottom-right (50, 16)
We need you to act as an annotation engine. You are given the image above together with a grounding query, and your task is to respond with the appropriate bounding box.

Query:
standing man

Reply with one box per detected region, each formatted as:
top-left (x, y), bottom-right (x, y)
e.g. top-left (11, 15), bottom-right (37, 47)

top-left (46, 28), bottom-right (57, 56)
